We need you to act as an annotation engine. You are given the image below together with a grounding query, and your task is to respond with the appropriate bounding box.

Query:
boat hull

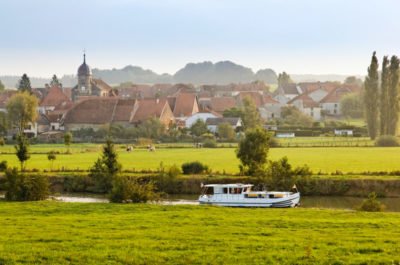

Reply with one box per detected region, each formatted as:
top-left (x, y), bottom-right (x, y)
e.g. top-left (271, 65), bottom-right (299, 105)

top-left (199, 193), bottom-right (300, 208)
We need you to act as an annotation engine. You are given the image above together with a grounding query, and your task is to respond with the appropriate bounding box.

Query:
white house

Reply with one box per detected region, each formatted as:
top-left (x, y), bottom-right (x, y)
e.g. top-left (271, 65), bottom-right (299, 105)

top-left (206, 117), bottom-right (242, 133)
top-left (185, 112), bottom-right (221, 128)
top-left (288, 94), bottom-right (322, 121)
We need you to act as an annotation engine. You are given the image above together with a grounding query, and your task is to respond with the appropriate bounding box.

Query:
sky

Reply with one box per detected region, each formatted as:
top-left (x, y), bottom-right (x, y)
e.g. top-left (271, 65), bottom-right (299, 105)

top-left (1, 0), bottom-right (400, 77)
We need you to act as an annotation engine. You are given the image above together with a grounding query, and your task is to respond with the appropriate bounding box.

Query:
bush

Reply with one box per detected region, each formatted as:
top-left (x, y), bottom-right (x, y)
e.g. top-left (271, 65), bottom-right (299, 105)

top-left (156, 163), bottom-right (182, 194)
top-left (268, 137), bottom-right (280, 147)
top-left (375, 135), bottom-right (400, 147)
top-left (0, 160), bottom-right (7, 172)
top-left (203, 139), bottom-right (217, 148)
top-left (358, 192), bottom-right (385, 212)
top-left (4, 168), bottom-right (49, 201)
top-left (181, 161), bottom-right (209, 174)
top-left (110, 176), bottom-right (159, 203)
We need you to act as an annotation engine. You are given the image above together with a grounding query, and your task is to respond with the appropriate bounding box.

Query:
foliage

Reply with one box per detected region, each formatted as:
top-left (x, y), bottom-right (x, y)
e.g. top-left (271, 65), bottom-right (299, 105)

top-left (0, 160), bottom-right (7, 172)
top-left (375, 135), bottom-right (400, 147)
top-left (277, 71), bottom-right (293, 87)
top-left (340, 93), bottom-right (363, 119)
top-left (280, 106), bottom-right (313, 127)
top-left (0, 112), bottom-right (8, 136)
top-left (4, 167), bottom-right (49, 201)
top-left (17, 74), bottom-right (32, 93)
top-left (236, 128), bottom-right (270, 175)
top-left (380, 56), bottom-right (390, 135)
top-left (268, 137), bottom-right (279, 147)
top-left (89, 138), bottom-right (122, 193)
top-left (203, 139), bottom-right (217, 148)
top-left (364, 51), bottom-right (379, 139)
top-left (223, 107), bottom-right (244, 118)
top-left (137, 118), bottom-right (165, 139)
top-left (50, 74), bottom-right (62, 87)
top-left (0, 136), bottom-right (5, 146)
top-left (0, 80), bottom-right (5, 91)
top-left (47, 150), bottom-right (56, 170)
top-left (358, 192), bottom-right (385, 212)
top-left (156, 163), bottom-right (181, 193)
top-left (217, 122), bottom-right (236, 141)
top-left (387, 55), bottom-right (400, 135)
top-left (181, 161), bottom-right (209, 174)
top-left (109, 176), bottom-right (159, 203)
top-left (344, 76), bottom-right (363, 86)
top-left (6, 91), bottom-right (38, 134)
top-left (241, 96), bottom-right (262, 130)
top-left (15, 134), bottom-right (30, 171)
top-left (64, 132), bottom-right (72, 153)
top-left (263, 157), bottom-right (312, 190)
top-left (190, 119), bottom-right (208, 137)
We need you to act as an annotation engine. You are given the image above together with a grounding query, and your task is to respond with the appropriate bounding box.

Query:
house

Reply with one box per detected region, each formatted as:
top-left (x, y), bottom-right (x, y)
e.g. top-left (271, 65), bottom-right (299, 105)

top-left (288, 93), bottom-right (322, 120)
top-left (206, 117), bottom-right (242, 133)
top-left (259, 95), bottom-right (281, 119)
top-left (169, 92), bottom-right (199, 118)
top-left (185, 112), bottom-right (221, 128)
top-left (64, 98), bottom-right (174, 131)
top-left (273, 83), bottom-right (303, 101)
top-left (39, 85), bottom-right (72, 114)
top-left (319, 86), bottom-right (360, 116)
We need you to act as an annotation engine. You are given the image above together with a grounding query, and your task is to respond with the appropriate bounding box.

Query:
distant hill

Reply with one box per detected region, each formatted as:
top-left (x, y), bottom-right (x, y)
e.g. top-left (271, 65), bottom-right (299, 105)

top-left (1, 61), bottom-right (363, 88)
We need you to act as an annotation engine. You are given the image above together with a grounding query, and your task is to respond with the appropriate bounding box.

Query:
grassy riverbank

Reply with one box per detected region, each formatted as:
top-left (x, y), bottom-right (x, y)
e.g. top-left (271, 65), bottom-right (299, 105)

top-left (0, 202), bottom-right (399, 264)
top-left (2, 144), bottom-right (400, 174)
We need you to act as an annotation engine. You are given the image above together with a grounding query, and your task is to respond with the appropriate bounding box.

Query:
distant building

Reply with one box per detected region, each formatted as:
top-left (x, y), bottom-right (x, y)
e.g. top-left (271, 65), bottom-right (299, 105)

top-left (206, 117), bottom-right (242, 133)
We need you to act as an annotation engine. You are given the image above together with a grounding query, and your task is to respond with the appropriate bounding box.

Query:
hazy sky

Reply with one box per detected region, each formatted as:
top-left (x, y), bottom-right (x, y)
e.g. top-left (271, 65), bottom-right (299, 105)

top-left (1, 0), bottom-right (400, 77)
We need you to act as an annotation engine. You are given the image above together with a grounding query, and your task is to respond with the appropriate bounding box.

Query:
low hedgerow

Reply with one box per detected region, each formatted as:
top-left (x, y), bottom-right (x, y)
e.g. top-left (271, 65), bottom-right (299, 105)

top-left (181, 161), bottom-right (209, 174)
top-left (375, 135), bottom-right (400, 147)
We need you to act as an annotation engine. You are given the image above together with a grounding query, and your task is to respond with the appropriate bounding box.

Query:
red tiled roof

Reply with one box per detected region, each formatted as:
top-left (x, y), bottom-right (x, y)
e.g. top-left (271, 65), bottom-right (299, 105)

top-left (288, 93), bottom-right (319, 108)
top-left (64, 98), bottom-right (119, 124)
top-left (113, 99), bottom-right (137, 122)
top-left (0, 90), bottom-right (18, 109)
top-left (263, 95), bottom-right (279, 104)
top-left (210, 97), bottom-right (237, 113)
top-left (131, 98), bottom-right (169, 123)
top-left (173, 93), bottom-right (198, 117)
top-left (319, 86), bottom-right (358, 103)
top-left (40, 86), bottom-right (71, 107)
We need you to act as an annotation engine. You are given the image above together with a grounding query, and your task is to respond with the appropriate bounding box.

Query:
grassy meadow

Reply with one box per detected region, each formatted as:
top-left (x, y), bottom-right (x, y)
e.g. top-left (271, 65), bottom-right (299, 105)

top-left (1, 144), bottom-right (400, 174)
top-left (0, 202), bottom-right (399, 264)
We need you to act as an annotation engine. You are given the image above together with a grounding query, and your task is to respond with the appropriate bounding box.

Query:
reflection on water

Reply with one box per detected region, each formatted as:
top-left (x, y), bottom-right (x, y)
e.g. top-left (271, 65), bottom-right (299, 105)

top-left (1, 192), bottom-right (400, 212)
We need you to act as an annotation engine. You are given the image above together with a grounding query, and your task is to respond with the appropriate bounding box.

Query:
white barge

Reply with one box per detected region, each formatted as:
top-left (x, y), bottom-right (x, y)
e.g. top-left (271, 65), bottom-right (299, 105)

top-left (198, 184), bottom-right (300, 208)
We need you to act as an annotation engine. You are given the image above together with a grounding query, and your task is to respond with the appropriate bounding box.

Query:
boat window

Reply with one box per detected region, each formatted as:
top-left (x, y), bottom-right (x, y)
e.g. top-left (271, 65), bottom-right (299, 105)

top-left (229, 188), bottom-right (242, 194)
top-left (204, 187), bottom-right (213, 195)
top-left (223, 188), bottom-right (228, 194)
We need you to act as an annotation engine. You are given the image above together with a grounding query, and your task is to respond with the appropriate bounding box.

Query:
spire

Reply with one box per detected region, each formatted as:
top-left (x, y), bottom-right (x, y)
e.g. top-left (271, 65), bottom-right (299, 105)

top-left (83, 51), bottom-right (86, 64)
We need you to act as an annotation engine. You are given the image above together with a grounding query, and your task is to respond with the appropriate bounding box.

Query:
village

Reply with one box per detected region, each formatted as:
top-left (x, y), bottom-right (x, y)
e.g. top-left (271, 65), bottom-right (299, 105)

top-left (0, 54), bottom-right (363, 141)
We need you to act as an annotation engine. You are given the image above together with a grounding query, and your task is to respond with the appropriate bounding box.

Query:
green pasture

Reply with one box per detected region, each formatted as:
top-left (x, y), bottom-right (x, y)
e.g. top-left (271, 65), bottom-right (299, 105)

top-left (0, 202), bottom-right (399, 264)
top-left (1, 144), bottom-right (400, 174)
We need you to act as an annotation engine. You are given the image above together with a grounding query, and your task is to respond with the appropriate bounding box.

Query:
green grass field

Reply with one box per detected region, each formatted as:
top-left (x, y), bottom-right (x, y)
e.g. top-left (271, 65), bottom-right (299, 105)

top-left (2, 144), bottom-right (400, 174)
top-left (0, 202), bottom-right (399, 264)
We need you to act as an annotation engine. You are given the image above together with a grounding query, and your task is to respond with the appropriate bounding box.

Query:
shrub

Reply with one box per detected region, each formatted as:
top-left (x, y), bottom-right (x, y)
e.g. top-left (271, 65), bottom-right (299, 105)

top-left (0, 160), bottom-right (7, 172)
top-left (203, 139), bottom-right (217, 148)
top-left (0, 137), bottom-right (5, 146)
top-left (156, 163), bottom-right (182, 193)
top-left (268, 137), bottom-right (280, 147)
top-left (110, 176), bottom-right (159, 203)
top-left (182, 161), bottom-right (209, 174)
top-left (375, 135), bottom-right (400, 147)
top-left (4, 168), bottom-right (49, 201)
top-left (358, 192), bottom-right (385, 212)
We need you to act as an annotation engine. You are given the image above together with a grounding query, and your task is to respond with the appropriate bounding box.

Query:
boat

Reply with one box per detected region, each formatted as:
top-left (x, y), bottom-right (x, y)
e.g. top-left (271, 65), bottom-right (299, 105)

top-left (198, 183), bottom-right (300, 208)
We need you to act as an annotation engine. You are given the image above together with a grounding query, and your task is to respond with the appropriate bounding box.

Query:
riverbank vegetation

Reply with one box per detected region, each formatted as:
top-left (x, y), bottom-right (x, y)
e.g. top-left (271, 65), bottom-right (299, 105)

top-left (0, 202), bottom-right (399, 264)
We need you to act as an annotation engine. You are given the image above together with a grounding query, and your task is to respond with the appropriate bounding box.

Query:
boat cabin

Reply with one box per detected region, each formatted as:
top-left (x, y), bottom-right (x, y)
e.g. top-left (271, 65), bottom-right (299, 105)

top-left (201, 184), bottom-right (253, 196)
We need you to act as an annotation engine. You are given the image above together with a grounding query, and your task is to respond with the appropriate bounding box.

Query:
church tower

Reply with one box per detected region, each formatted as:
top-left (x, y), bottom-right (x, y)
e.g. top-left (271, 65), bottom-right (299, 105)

top-left (77, 53), bottom-right (92, 95)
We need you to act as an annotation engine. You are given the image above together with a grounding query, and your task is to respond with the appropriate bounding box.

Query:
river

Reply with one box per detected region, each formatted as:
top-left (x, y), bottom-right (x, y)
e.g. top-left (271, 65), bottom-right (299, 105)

top-left (1, 192), bottom-right (399, 212)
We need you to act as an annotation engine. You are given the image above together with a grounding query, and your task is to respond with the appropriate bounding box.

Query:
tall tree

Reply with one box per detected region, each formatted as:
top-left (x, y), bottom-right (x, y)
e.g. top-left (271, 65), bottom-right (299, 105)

top-left (364, 52), bottom-right (379, 140)
top-left (15, 134), bottom-right (30, 171)
top-left (0, 80), bottom-right (5, 92)
top-left (190, 119), bottom-right (208, 137)
top-left (387, 55), bottom-right (400, 135)
top-left (380, 56), bottom-right (390, 135)
top-left (6, 92), bottom-right (38, 135)
top-left (50, 74), bottom-right (62, 87)
top-left (242, 96), bottom-right (262, 130)
top-left (17, 74), bottom-right (32, 93)
top-left (277, 72), bottom-right (293, 87)
top-left (64, 132), bottom-right (73, 153)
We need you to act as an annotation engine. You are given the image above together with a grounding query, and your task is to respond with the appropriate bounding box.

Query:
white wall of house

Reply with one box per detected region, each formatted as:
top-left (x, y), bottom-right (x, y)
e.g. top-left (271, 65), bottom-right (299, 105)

top-left (185, 113), bottom-right (218, 128)
top-left (273, 94), bottom-right (290, 105)
top-left (303, 107), bottom-right (322, 121)
top-left (321, 102), bottom-right (340, 115)
top-left (24, 122), bottom-right (38, 137)
top-left (259, 104), bottom-right (281, 119)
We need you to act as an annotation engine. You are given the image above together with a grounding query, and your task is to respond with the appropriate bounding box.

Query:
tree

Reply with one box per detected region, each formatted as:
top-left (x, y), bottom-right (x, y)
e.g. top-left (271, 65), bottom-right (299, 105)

top-left (223, 107), bottom-right (244, 118)
top-left (17, 74), bottom-right (32, 93)
top-left (277, 72), bottom-right (293, 87)
top-left (344, 76), bottom-right (363, 86)
top-left (190, 119), bottom-right (208, 137)
top-left (50, 74), bottom-right (62, 87)
top-left (364, 52), bottom-right (379, 139)
top-left (0, 111), bottom-right (8, 136)
top-left (64, 132), bottom-right (73, 153)
top-left (6, 92), bottom-right (38, 135)
top-left (15, 134), bottom-right (30, 171)
top-left (217, 122), bottom-right (236, 141)
top-left (89, 138), bottom-right (122, 193)
top-left (280, 106), bottom-right (313, 127)
top-left (0, 80), bottom-right (5, 92)
top-left (47, 151), bottom-right (56, 171)
top-left (236, 128), bottom-right (270, 176)
top-left (380, 56), bottom-right (390, 135)
top-left (137, 118), bottom-right (165, 139)
top-left (242, 96), bottom-right (262, 130)
top-left (387, 55), bottom-right (400, 135)
top-left (340, 93), bottom-right (363, 119)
